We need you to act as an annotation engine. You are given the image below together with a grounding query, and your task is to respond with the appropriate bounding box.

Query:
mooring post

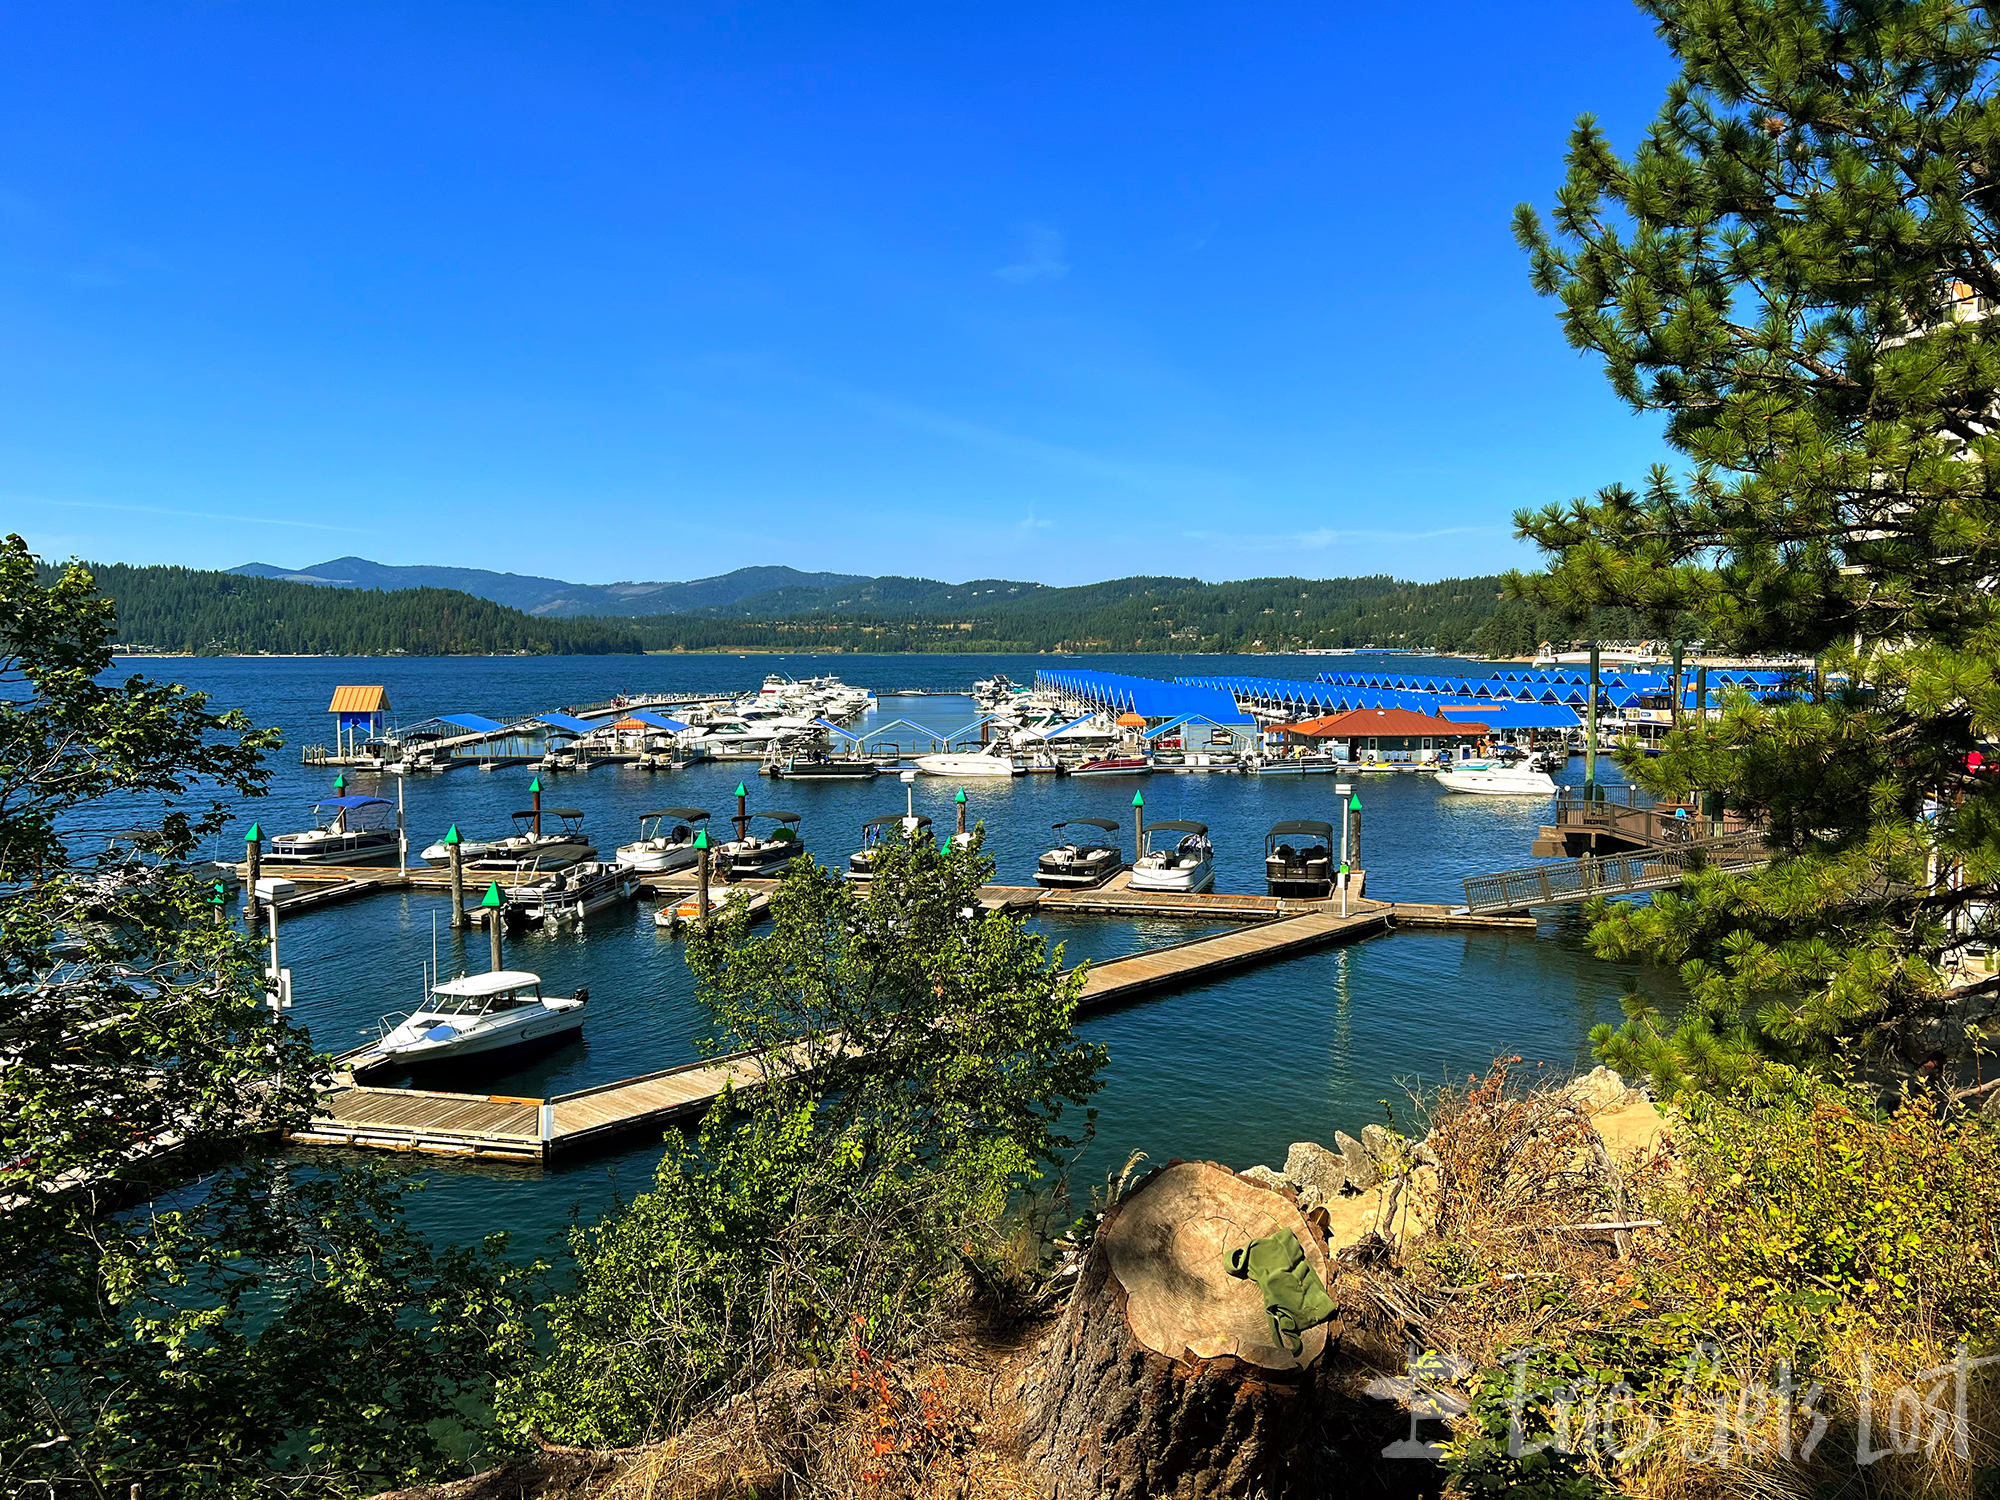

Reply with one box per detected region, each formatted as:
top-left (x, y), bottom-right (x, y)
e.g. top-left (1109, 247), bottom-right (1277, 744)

top-left (481, 881), bottom-right (505, 971)
top-left (734, 781), bottom-right (748, 842)
top-left (955, 786), bottom-right (968, 843)
top-left (695, 829), bottom-right (711, 924)
top-left (1131, 790), bottom-right (1144, 866)
top-left (446, 825), bottom-right (466, 928)
top-left (1585, 641), bottom-right (1601, 802)
top-left (242, 823), bottom-right (262, 921)
top-left (530, 775), bottom-right (543, 837)
top-left (1347, 789), bottom-right (1362, 867)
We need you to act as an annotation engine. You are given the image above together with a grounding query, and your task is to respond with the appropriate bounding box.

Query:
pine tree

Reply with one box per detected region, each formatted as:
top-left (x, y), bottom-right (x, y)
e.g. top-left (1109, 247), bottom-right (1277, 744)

top-left (1511, 0), bottom-right (2000, 1092)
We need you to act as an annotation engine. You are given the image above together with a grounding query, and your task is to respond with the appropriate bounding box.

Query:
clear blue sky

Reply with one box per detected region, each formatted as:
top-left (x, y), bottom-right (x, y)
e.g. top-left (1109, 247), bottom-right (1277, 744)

top-left (0, 3), bottom-right (1679, 588)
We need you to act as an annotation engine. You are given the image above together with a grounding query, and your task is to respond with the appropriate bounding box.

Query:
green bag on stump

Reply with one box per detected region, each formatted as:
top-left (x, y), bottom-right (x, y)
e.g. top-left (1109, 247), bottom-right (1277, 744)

top-left (1225, 1227), bottom-right (1336, 1355)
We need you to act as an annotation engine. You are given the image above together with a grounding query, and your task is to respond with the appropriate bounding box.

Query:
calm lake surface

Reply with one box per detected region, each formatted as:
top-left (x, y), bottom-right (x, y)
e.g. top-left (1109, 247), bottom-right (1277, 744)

top-left (121, 652), bottom-right (1675, 1259)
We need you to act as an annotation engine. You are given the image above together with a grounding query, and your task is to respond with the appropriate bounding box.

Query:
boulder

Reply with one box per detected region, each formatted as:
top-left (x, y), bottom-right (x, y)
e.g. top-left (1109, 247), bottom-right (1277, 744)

top-left (1566, 1066), bottom-right (1636, 1113)
top-left (1334, 1130), bottom-right (1379, 1191)
top-left (1238, 1163), bottom-right (1289, 1192)
top-left (1359, 1122), bottom-right (1400, 1170)
top-left (1283, 1140), bottom-right (1348, 1201)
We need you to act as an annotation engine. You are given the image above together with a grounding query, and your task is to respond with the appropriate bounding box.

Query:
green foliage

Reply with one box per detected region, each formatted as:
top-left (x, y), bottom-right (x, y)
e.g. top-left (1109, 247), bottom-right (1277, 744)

top-left (2, 1165), bottom-right (538, 1500)
top-left (502, 831), bottom-right (1104, 1446)
top-left (0, 538), bottom-right (542, 1498)
top-left (1511, 1), bottom-right (2000, 1087)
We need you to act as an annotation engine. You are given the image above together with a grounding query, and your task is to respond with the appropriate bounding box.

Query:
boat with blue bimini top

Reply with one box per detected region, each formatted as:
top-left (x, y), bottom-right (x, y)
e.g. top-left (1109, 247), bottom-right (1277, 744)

top-left (339, 969), bottom-right (587, 1078)
top-left (267, 796), bottom-right (400, 865)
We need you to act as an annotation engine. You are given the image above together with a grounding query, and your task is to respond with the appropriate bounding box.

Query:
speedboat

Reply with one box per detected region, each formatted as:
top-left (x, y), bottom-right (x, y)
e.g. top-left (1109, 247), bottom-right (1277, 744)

top-left (847, 814), bottom-right (932, 881)
top-left (1265, 820), bottom-right (1335, 897)
top-left (1434, 747), bottom-right (1558, 796)
top-left (714, 811), bottom-right (807, 878)
top-left (769, 752), bottom-right (879, 781)
top-left (914, 743), bottom-right (1021, 777)
top-left (490, 861), bottom-right (639, 930)
top-left (1035, 818), bottom-right (1123, 890)
top-left (266, 796), bottom-right (400, 865)
top-left (616, 808), bottom-right (709, 873)
top-left (426, 808), bottom-right (596, 870)
top-left (1130, 820), bottom-right (1215, 893)
top-left (341, 970), bottom-right (587, 1078)
top-left (1070, 756), bottom-right (1152, 777)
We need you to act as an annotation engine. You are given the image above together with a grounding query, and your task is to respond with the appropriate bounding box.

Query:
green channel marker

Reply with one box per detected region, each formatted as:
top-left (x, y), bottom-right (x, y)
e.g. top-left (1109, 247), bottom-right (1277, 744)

top-left (244, 823), bottom-right (262, 842)
top-left (480, 882), bottom-right (505, 909)
top-left (529, 776), bottom-right (542, 793)
top-left (443, 824), bottom-right (461, 845)
top-left (694, 828), bottom-right (709, 849)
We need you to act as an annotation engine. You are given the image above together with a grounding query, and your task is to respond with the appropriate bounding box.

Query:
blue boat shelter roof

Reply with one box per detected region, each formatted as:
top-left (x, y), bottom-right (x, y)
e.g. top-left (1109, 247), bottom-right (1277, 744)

top-left (533, 711), bottom-right (598, 735)
top-left (438, 712), bottom-right (505, 734)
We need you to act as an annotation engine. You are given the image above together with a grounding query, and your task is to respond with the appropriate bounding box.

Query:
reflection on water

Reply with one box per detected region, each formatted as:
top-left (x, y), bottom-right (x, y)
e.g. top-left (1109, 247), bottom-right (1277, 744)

top-left (102, 653), bottom-right (1669, 1253)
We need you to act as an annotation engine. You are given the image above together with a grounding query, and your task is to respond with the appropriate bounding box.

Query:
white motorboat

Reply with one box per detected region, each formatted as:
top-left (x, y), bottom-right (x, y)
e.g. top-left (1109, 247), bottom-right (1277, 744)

top-left (422, 807), bottom-right (596, 870)
top-left (847, 814), bottom-right (932, 881)
top-left (341, 970), bottom-right (587, 1077)
top-left (914, 743), bottom-right (1021, 777)
top-left (1433, 759), bottom-right (1559, 796)
top-left (616, 807), bottom-right (710, 873)
top-left (714, 811), bottom-right (807, 878)
top-left (266, 796), bottom-right (401, 865)
top-left (488, 861), bottom-right (639, 929)
top-left (1035, 817), bottom-right (1124, 890)
top-left (1130, 820), bottom-right (1216, 893)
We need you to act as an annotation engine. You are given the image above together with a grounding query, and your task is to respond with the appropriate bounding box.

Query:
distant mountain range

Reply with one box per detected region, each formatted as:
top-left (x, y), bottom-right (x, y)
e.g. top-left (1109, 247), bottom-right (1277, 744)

top-left (229, 557), bottom-right (1052, 619)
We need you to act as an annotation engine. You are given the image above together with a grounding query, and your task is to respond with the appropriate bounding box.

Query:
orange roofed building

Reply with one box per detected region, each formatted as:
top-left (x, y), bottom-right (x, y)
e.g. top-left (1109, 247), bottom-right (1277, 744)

top-left (1281, 707), bottom-right (1489, 759)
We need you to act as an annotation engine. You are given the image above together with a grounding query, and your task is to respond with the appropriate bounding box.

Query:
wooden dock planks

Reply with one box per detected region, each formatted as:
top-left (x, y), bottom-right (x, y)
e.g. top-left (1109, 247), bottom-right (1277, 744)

top-left (1076, 906), bottom-right (1392, 1009)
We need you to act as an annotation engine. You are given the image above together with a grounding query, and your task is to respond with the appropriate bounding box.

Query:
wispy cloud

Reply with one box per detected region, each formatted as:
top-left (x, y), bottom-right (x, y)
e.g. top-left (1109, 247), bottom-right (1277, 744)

top-left (23, 496), bottom-right (370, 534)
top-left (996, 224), bottom-right (1068, 284)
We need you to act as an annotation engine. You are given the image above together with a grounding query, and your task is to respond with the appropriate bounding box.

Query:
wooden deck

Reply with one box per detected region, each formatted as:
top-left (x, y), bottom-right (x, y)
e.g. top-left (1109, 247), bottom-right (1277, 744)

top-left (1077, 905), bottom-right (1392, 1008)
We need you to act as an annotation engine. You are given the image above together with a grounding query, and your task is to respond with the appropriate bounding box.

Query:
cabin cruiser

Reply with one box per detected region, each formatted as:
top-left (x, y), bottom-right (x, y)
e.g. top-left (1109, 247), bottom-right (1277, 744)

top-left (1070, 755), bottom-right (1152, 777)
top-left (714, 811), bottom-right (807, 878)
top-left (491, 860), bottom-right (639, 930)
top-left (424, 808), bottom-right (597, 870)
top-left (769, 751), bottom-right (879, 780)
top-left (847, 814), bottom-right (932, 881)
top-left (616, 808), bottom-right (709, 873)
top-left (1265, 820), bottom-right (1335, 898)
top-left (1130, 820), bottom-right (1215, 893)
top-left (1035, 818), bottom-right (1124, 890)
top-left (914, 742), bottom-right (1021, 778)
top-left (342, 970), bottom-right (587, 1077)
top-left (1434, 745), bottom-right (1558, 797)
top-left (266, 796), bottom-right (401, 865)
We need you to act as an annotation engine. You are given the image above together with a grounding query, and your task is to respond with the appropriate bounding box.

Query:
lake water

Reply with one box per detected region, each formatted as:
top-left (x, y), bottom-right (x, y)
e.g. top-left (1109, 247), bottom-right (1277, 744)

top-left (121, 652), bottom-right (1675, 1259)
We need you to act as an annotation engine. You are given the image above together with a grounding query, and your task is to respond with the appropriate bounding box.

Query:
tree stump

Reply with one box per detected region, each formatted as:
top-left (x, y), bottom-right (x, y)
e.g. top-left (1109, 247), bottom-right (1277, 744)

top-left (1021, 1160), bottom-right (1336, 1499)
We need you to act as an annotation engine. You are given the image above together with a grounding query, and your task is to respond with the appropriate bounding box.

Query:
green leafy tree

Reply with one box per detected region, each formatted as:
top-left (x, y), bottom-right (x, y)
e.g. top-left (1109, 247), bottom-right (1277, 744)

top-left (1509, 0), bottom-right (2000, 1092)
top-left (0, 538), bottom-right (536, 1499)
top-left (505, 830), bottom-right (1105, 1447)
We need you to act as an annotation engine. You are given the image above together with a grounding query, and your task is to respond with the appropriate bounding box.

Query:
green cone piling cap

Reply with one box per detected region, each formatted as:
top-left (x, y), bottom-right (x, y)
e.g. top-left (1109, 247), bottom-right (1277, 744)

top-left (735, 782), bottom-right (747, 798)
top-left (479, 882), bottom-right (506, 910)
top-left (244, 823), bottom-right (262, 843)
top-left (443, 824), bottom-right (461, 845)
top-left (529, 776), bottom-right (542, 794)
top-left (333, 773), bottom-right (346, 791)
top-left (1349, 792), bottom-right (1362, 811)
top-left (1132, 791), bottom-right (1144, 808)
top-left (955, 788), bottom-right (967, 803)
top-left (694, 829), bottom-right (709, 849)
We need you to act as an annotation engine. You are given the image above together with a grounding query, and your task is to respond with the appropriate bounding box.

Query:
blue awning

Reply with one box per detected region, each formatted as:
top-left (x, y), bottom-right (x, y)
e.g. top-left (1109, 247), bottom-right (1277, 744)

top-left (439, 712), bottom-right (505, 734)
top-left (534, 711), bottom-right (597, 735)
top-left (318, 795), bottom-right (393, 809)
top-left (626, 711), bottom-right (690, 731)
top-left (814, 717), bottom-right (861, 740)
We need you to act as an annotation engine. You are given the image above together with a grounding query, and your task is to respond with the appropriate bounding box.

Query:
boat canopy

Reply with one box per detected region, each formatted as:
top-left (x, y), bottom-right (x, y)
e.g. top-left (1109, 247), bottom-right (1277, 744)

top-left (1268, 820), bottom-right (1334, 841)
top-left (438, 712), bottom-right (506, 734)
top-left (1144, 819), bottom-right (1209, 836)
top-left (513, 807), bottom-right (585, 820)
top-left (318, 795), bottom-right (393, 810)
top-left (1054, 817), bottom-right (1119, 832)
top-left (622, 711), bottom-right (690, 732)
top-left (432, 970), bottom-right (541, 997)
top-left (862, 814), bottom-right (932, 829)
top-left (533, 711), bottom-right (598, 735)
top-left (751, 811), bottom-right (802, 823)
top-left (644, 808), bottom-right (710, 821)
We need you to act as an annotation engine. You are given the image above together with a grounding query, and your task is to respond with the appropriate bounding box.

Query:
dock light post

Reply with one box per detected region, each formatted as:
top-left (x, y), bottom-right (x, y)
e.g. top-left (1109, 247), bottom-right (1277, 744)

top-left (1335, 783), bottom-right (1354, 916)
top-left (445, 825), bottom-right (466, 928)
top-left (481, 882), bottom-right (505, 971)
top-left (734, 782), bottom-right (749, 842)
top-left (529, 775), bottom-right (543, 837)
top-left (242, 823), bottom-right (262, 921)
top-left (901, 769), bottom-right (918, 821)
top-left (262, 889), bottom-right (290, 1016)
top-left (695, 829), bottom-right (711, 924)
top-left (1132, 790), bottom-right (1144, 863)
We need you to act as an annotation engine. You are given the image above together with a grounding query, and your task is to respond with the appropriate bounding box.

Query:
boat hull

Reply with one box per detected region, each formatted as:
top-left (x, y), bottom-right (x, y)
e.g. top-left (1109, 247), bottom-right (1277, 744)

top-left (1129, 861), bottom-right (1215, 894)
top-left (351, 1016), bottom-right (584, 1078)
top-left (265, 832), bottom-right (401, 865)
top-left (616, 843), bottom-right (699, 874)
top-left (1070, 758), bottom-right (1152, 777)
top-left (913, 754), bottom-right (1019, 777)
top-left (1435, 767), bottom-right (1559, 796)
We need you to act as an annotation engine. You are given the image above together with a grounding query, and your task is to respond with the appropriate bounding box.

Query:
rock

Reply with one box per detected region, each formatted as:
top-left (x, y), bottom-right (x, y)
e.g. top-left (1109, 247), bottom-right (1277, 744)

top-left (1412, 1140), bottom-right (1441, 1170)
top-left (1238, 1164), bottom-right (1289, 1192)
top-left (1284, 1140), bottom-right (1349, 1201)
top-left (1360, 1123), bottom-right (1400, 1170)
top-left (1567, 1066), bottom-right (1633, 1113)
top-left (1335, 1131), bottom-right (1379, 1192)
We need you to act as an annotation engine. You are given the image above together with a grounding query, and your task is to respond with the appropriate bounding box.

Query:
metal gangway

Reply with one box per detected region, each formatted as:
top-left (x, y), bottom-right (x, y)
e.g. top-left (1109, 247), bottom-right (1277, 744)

top-left (1462, 834), bottom-right (1768, 916)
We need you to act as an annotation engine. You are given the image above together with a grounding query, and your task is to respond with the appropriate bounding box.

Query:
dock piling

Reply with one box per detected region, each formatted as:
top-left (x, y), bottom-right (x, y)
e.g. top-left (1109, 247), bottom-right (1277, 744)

top-left (446, 826), bottom-right (466, 928)
top-left (481, 882), bottom-right (505, 970)
top-left (734, 782), bottom-right (748, 842)
top-left (242, 824), bottom-right (262, 921)
top-left (696, 831), bottom-right (711, 923)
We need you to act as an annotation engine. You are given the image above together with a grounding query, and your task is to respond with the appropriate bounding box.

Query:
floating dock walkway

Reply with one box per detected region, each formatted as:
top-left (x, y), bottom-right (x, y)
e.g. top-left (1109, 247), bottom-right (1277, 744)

top-left (290, 890), bottom-right (1528, 1162)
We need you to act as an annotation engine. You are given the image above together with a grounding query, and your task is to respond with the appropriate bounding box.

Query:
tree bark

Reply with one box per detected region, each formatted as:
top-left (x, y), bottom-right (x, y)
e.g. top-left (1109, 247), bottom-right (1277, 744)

top-left (1021, 1160), bottom-right (1335, 1499)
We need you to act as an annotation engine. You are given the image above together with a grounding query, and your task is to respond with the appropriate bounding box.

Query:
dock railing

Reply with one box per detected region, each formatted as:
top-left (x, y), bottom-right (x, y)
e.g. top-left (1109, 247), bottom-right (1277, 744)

top-left (1550, 788), bottom-right (1762, 849)
top-left (1462, 833), bottom-right (1769, 916)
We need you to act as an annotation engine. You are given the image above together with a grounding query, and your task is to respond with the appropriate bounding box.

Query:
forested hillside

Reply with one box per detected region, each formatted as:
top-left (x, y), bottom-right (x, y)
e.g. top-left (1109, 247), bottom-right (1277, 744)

top-left (70, 559), bottom-right (1654, 656)
top-left (68, 564), bottom-right (646, 655)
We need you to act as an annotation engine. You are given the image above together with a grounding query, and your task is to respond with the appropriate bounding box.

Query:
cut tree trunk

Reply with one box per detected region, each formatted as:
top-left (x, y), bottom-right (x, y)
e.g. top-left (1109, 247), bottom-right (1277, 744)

top-left (1021, 1160), bottom-right (1337, 1499)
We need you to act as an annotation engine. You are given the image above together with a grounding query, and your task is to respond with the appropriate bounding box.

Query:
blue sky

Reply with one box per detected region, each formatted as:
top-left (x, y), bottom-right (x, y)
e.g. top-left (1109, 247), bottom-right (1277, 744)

top-left (0, 3), bottom-right (1680, 588)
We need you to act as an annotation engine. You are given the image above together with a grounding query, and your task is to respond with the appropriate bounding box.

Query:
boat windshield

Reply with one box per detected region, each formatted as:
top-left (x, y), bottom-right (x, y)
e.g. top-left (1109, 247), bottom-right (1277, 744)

top-left (424, 985), bottom-right (542, 1015)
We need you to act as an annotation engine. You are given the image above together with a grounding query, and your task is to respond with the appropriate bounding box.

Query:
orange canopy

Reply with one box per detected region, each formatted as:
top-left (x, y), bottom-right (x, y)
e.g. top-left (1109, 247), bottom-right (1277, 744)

top-left (1116, 712), bottom-right (1147, 728)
